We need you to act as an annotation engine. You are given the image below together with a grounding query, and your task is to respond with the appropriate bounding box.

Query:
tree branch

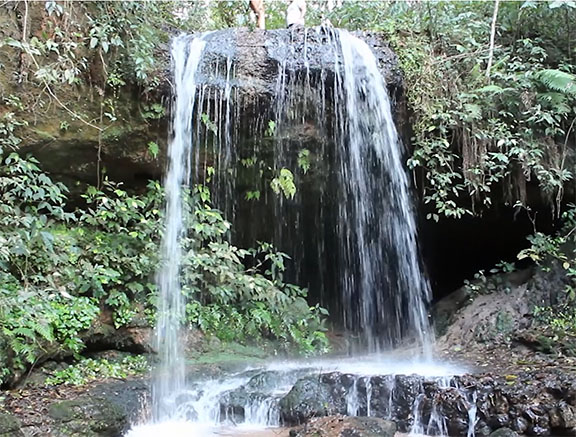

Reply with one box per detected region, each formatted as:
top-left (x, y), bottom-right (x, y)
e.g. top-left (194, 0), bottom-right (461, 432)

top-left (486, 0), bottom-right (500, 80)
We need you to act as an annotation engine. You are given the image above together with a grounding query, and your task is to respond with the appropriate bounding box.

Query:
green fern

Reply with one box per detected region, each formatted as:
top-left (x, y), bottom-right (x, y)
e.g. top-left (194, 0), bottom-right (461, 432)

top-left (536, 69), bottom-right (576, 95)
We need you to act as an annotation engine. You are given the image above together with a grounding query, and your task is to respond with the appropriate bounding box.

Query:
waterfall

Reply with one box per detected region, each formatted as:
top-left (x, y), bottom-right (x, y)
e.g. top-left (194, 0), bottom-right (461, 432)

top-left (169, 28), bottom-right (434, 354)
top-left (248, 28), bottom-right (433, 353)
top-left (151, 33), bottom-right (208, 422)
top-left (332, 29), bottom-right (432, 352)
top-left (129, 27), bottom-right (439, 436)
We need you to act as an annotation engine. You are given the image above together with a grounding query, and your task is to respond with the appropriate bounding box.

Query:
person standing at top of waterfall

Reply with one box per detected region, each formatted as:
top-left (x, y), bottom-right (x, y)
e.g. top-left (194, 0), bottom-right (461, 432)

top-left (249, 0), bottom-right (306, 30)
top-left (286, 0), bottom-right (306, 27)
top-left (249, 0), bottom-right (265, 29)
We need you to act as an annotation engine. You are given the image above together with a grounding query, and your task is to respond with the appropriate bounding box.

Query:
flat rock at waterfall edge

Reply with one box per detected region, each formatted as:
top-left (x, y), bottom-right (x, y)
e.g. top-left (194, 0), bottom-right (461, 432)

top-left (275, 369), bottom-right (576, 436)
top-left (0, 377), bottom-right (147, 436)
top-left (289, 416), bottom-right (397, 437)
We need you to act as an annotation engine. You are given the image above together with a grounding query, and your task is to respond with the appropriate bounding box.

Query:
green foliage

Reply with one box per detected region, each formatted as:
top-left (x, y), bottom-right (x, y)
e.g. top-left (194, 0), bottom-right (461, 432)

top-left (270, 168), bottom-right (297, 200)
top-left (325, 1), bottom-right (576, 219)
top-left (532, 304), bottom-right (576, 355)
top-left (141, 104), bottom-right (166, 120)
top-left (265, 120), bottom-right (276, 137)
top-left (462, 261), bottom-right (516, 298)
top-left (0, 96), bottom-right (27, 155)
top-left (245, 190), bottom-right (261, 201)
top-left (181, 187), bottom-right (329, 355)
top-left (45, 355), bottom-right (149, 386)
top-left (0, 155), bottom-right (161, 371)
top-left (536, 69), bottom-right (576, 95)
top-left (201, 113), bottom-right (218, 134)
top-left (516, 204), bottom-right (576, 349)
top-left (519, 204), bottom-right (576, 298)
top-left (297, 149), bottom-right (311, 174)
top-left (147, 141), bottom-right (159, 159)
top-left (0, 283), bottom-right (99, 368)
top-left (0, 151), bottom-right (328, 372)
top-left (75, 180), bottom-right (163, 327)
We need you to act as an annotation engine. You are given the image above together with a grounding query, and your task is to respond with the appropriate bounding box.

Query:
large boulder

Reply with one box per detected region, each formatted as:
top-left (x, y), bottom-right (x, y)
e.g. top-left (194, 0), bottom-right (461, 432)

top-left (48, 396), bottom-right (128, 437)
top-left (197, 28), bottom-right (402, 99)
top-left (279, 372), bottom-right (353, 425)
top-left (0, 412), bottom-right (24, 437)
top-left (219, 368), bottom-right (316, 424)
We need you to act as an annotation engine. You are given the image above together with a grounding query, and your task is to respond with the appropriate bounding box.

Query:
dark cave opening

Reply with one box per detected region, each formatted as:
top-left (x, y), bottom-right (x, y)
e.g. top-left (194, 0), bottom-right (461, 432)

top-left (419, 205), bottom-right (557, 303)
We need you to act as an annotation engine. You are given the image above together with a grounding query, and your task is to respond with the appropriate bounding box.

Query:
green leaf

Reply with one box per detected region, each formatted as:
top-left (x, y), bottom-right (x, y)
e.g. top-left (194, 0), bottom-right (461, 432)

top-left (147, 141), bottom-right (159, 159)
top-left (536, 69), bottom-right (576, 95)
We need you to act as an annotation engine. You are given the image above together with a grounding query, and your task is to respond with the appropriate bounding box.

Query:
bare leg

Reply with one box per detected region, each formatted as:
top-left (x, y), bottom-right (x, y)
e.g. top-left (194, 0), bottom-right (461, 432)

top-left (249, 0), bottom-right (266, 29)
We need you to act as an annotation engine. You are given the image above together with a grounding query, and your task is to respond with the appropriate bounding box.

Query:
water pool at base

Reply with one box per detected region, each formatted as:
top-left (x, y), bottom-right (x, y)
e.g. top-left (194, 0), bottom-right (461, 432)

top-left (126, 353), bottom-right (468, 437)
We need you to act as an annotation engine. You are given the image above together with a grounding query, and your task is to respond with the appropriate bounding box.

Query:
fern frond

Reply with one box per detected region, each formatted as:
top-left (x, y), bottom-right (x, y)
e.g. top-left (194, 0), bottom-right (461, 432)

top-left (537, 92), bottom-right (571, 114)
top-left (536, 69), bottom-right (576, 95)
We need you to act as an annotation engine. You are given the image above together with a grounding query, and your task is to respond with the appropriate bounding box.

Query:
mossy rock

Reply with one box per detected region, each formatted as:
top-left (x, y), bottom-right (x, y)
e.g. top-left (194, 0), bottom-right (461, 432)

top-left (0, 412), bottom-right (23, 437)
top-left (49, 396), bottom-right (127, 437)
top-left (279, 376), bottom-right (340, 425)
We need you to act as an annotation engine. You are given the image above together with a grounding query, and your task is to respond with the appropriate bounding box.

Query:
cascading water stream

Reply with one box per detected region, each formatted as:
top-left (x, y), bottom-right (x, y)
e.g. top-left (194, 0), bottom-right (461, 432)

top-left (332, 29), bottom-right (432, 353)
top-left (151, 33), bottom-right (208, 422)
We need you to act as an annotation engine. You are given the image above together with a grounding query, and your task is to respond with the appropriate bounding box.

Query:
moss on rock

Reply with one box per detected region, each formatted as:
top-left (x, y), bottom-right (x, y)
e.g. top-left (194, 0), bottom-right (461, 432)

top-left (49, 396), bottom-right (127, 437)
top-left (0, 412), bottom-right (23, 437)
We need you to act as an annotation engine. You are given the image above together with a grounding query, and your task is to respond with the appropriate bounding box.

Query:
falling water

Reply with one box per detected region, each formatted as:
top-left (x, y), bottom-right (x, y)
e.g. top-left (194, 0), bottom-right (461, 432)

top-left (152, 33), bottom-right (208, 421)
top-left (332, 30), bottom-right (432, 352)
top-left (241, 28), bottom-right (433, 353)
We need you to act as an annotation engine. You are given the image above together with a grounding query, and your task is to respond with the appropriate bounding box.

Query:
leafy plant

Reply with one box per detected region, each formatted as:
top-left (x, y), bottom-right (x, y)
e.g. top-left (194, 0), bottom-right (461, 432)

top-left (297, 149), bottom-right (311, 174)
top-left (270, 168), bottom-right (296, 200)
top-left (180, 187), bottom-right (329, 355)
top-left (326, 1), bottom-right (575, 219)
top-left (45, 355), bottom-right (149, 386)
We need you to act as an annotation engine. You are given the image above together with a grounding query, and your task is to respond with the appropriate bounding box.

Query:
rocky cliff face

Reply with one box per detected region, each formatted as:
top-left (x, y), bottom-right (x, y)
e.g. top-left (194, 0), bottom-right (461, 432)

top-left (2, 21), bottom-right (403, 195)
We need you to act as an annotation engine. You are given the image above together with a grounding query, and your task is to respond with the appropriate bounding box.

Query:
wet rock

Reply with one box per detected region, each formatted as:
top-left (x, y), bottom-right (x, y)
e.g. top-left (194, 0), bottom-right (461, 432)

top-left (279, 373), bottom-right (349, 424)
top-left (549, 402), bottom-right (576, 429)
top-left (219, 369), bottom-right (312, 423)
top-left (391, 374), bottom-right (422, 418)
top-left (488, 413), bottom-right (511, 428)
top-left (512, 416), bottom-right (529, 434)
top-left (476, 420), bottom-right (493, 437)
top-left (366, 375), bottom-right (394, 419)
top-left (492, 391), bottom-right (510, 414)
top-left (279, 369), bottom-right (576, 436)
top-left (86, 378), bottom-right (150, 423)
top-left (489, 427), bottom-right (518, 437)
top-left (219, 387), bottom-right (255, 422)
top-left (48, 395), bottom-right (128, 436)
top-left (289, 415), bottom-right (396, 437)
top-left (0, 412), bottom-right (23, 437)
top-left (199, 28), bottom-right (402, 101)
top-left (435, 387), bottom-right (473, 435)
top-left (529, 425), bottom-right (550, 436)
